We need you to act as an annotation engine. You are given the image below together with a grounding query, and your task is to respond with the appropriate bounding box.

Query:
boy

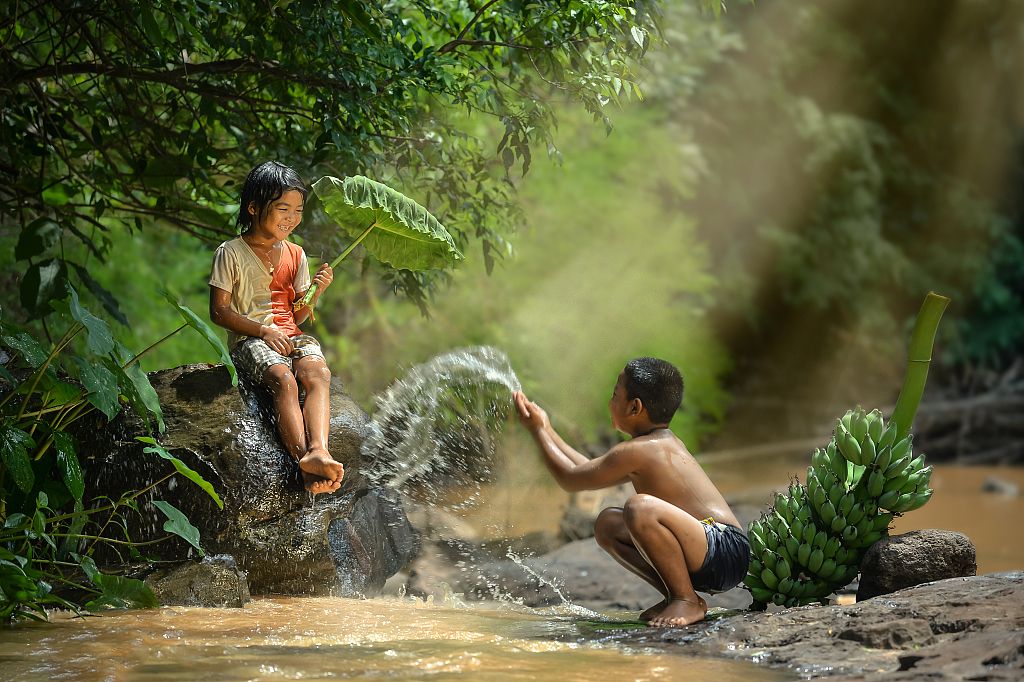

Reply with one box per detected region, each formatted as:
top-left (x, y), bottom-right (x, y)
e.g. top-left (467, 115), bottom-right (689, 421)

top-left (513, 357), bottom-right (749, 626)
top-left (209, 161), bottom-right (345, 495)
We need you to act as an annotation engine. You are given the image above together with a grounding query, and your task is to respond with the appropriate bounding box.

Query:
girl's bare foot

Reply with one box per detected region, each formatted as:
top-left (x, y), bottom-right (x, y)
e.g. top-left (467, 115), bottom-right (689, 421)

top-left (298, 449), bottom-right (344, 494)
top-left (302, 471), bottom-right (340, 494)
top-left (640, 598), bottom-right (670, 622)
top-left (648, 596), bottom-right (707, 628)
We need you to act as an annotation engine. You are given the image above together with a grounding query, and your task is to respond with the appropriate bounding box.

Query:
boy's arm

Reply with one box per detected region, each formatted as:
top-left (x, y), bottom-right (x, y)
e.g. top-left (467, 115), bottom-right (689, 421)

top-left (209, 286), bottom-right (294, 355)
top-left (514, 391), bottom-right (635, 492)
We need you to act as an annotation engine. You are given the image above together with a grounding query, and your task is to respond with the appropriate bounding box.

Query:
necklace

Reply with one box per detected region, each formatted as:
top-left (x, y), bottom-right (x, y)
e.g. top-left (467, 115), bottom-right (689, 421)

top-left (245, 238), bottom-right (276, 274)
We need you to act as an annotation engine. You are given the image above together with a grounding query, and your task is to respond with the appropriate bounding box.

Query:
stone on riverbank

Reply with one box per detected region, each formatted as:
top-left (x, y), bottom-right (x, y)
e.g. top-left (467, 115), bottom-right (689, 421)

top-left (857, 529), bottom-right (976, 601)
top-left (636, 572), bottom-right (1024, 680)
top-left (144, 554), bottom-right (250, 608)
top-left (78, 364), bottom-right (418, 597)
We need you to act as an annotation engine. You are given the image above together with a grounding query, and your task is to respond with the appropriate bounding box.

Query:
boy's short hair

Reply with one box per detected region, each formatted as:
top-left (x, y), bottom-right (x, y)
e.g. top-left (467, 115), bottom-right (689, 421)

top-left (237, 161), bottom-right (308, 232)
top-left (623, 357), bottom-right (683, 424)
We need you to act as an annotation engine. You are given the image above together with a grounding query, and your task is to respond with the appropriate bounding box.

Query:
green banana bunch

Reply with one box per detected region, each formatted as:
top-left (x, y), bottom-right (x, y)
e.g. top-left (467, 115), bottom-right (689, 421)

top-left (744, 405), bottom-right (936, 610)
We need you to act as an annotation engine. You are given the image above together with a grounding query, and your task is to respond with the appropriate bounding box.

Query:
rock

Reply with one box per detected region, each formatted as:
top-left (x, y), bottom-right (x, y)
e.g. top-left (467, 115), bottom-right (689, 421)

top-left (614, 572), bottom-right (1024, 680)
top-left (982, 476), bottom-right (1020, 496)
top-left (77, 364), bottom-right (418, 596)
top-left (144, 554), bottom-right (250, 608)
top-left (857, 529), bottom-right (977, 601)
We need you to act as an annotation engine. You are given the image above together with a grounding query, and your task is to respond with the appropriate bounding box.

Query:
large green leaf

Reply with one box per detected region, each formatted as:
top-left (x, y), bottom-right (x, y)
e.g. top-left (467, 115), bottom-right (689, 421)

top-left (52, 431), bottom-right (84, 501)
top-left (111, 343), bottom-right (164, 432)
top-left (20, 259), bottom-right (68, 317)
top-left (67, 288), bottom-right (114, 356)
top-left (14, 217), bottom-right (61, 261)
top-left (73, 356), bottom-right (120, 420)
top-left (152, 500), bottom-right (204, 556)
top-left (313, 175), bottom-right (463, 271)
top-left (162, 292), bottom-right (236, 386)
top-left (85, 573), bottom-right (159, 610)
top-left (0, 421), bottom-right (35, 493)
top-left (137, 437), bottom-right (223, 509)
top-left (69, 262), bottom-right (129, 326)
top-left (1, 333), bottom-right (48, 368)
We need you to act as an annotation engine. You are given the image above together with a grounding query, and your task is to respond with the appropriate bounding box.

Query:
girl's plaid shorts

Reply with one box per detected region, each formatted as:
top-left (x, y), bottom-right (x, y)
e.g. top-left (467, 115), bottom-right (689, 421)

top-left (230, 334), bottom-right (325, 384)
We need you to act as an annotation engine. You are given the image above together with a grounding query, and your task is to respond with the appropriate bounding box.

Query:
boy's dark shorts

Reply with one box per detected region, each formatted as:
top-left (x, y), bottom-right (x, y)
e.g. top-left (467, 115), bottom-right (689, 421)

top-left (690, 522), bottom-right (750, 593)
top-left (231, 334), bottom-right (325, 384)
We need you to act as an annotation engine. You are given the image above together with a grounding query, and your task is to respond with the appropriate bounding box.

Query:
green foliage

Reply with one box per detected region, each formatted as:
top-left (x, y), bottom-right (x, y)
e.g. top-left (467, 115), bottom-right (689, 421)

top-left (1, 0), bottom-right (669, 314)
top-left (0, 286), bottom-right (227, 622)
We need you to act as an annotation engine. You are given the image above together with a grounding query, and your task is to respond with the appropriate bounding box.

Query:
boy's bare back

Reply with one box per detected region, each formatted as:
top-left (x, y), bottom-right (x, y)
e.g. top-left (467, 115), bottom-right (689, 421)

top-left (605, 430), bottom-right (740, 529)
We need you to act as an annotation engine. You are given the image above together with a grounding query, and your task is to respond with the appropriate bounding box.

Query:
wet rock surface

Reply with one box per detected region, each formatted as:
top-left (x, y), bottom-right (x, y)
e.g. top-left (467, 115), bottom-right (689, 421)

top-left (857, 529), bottom-right (977, 601)
top-left (144, 554), bottom-right (250, 608)
top-left (612, 572), bottom-right (1024, 681)
top-left (78, 364), bottom-right (417, 597)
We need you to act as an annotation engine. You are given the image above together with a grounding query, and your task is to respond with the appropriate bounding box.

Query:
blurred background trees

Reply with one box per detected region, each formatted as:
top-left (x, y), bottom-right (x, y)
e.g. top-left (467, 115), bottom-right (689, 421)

top-left (2, 0), bottom-right (1021, 457)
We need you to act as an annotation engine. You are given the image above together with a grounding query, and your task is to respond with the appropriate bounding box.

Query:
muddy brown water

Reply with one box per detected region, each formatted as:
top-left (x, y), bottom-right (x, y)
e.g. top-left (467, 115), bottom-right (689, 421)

top-left (0, 598), bottom-right (792, 680)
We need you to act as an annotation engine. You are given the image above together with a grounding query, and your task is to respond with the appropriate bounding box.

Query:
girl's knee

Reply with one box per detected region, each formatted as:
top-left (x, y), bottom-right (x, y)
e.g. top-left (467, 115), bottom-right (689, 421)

top-left (265, 366), bottom-right (298, 396)
top-left (296, 362), bottom-right (331, 387)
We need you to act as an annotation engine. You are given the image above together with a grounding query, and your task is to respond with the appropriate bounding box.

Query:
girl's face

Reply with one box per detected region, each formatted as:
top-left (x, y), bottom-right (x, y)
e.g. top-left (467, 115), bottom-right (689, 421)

top-left (251, 189), bottom-right (304, 239)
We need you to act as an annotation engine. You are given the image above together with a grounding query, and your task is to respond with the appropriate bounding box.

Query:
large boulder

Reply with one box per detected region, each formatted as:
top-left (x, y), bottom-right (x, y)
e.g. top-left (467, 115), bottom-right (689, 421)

top-left (77, 364), bottom-right (418, 597)
top-left (857, 529), bottom-right (977, 601)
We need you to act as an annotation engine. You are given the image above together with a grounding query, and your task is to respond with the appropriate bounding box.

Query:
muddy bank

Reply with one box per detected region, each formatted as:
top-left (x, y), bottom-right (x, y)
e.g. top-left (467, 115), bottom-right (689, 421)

top-left (617, 572), bottom-right (1023, 680)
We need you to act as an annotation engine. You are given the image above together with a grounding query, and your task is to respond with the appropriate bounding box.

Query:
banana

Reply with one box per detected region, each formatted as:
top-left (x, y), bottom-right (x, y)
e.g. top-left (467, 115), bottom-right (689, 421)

top-left (851, 409), bottom-right (868, 442)
top-left (818, 557), bottom-right (837, 580)
top-left (842, 524), bottom-right (858, 543)
top-left (803, 524), bottom-right (816, 546)
top-left (877, 489), bottom-right (900, 510)
top-left (808, 548), bottom-right (824, 573)
top-left (891, 435), bottom-right (912, 461)
top-left (820, 500), bottom-right (837, 526)
top-left (841, 411), bottom-right (853, 432)
top-left (908, 454), bottom-right (926, 473)
top-left (878, 422), bottom-right (898, 449)
top-left (785, 536), bottom-right (801, 560)
top-left (854, 516), bottom-right (872, 538)
top-left (874, 444), bottom-right (893, 472)
top-left (846, 503), bottom-right (866, 526)
top-left (837, 430), bottom-right (862, 464)
top-left (857, 530), bottom-right (883, 547)
top-left (827, 482), bottom-right (844, 509)
top-left (777, 576), bottom-right (795, 595)
top-left (750, 586), bottom-right (774, 603)
top-left (797, 542), bottom-right (812, 567)
top-left (773, 592), bottom-right (787, 606)
top-left (761, 567), bottom-right (779, 590)
top-left (762, 551), bottom-right (777, 572)
top-left (867, 410), bottom-right (883, 442)
top-left (824, 536), bottom-right (840, 559)
top-left (838, 492), bottom-right (855, 517)
top-left (825, 441), bottom-right (847, 480)
top-left (867, 469), bottom-right (885, 497)
top-left (775, 558), bottom-right (792, 580)
top-left (790, 517), bottom-right (805, 542)
top-left (745, 571), bottom-right (766, 590)
top-left (813, 530), bottom-right (828, 549)
top-left (830, 514), bottom-right (847, 533)
top-left (764, 529), bottom-right (780, 552)
top-left (890, 489), bottom-right (932, 513)
top-left (750, 558), bottom-right (763, 575)
top-left (863, 499), bottom-right (878, 517)
top-left (860, 437), bottom-right (876, 467)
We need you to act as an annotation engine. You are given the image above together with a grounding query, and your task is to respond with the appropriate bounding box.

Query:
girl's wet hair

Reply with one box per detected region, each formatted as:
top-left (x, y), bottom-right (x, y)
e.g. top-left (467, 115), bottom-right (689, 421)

top-left (237, 161), bottom-right (308, 232)
top-left (623, 357), bottom-right (683, 424)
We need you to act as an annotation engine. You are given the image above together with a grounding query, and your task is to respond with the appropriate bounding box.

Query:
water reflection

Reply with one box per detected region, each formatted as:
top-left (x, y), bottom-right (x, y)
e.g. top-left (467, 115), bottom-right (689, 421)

top-left (0, 597), bottom-right (791, 681)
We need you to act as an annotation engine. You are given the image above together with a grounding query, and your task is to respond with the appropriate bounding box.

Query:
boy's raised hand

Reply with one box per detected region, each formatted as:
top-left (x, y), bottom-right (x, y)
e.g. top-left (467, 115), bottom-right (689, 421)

top-left (513, 391), bottom-right (549, 432)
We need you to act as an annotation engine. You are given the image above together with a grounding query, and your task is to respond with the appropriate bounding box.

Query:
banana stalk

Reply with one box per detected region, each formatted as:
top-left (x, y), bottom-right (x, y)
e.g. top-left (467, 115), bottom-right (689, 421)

top-left (889, 292), bottom-right (951, 442)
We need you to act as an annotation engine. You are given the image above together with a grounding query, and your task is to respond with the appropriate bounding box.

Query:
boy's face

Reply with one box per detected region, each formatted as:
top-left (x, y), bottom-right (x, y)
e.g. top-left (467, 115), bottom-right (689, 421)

top-left (250, 189), bottom-right (304, 239)
top-left (608, 371), bottom-right (631, 433)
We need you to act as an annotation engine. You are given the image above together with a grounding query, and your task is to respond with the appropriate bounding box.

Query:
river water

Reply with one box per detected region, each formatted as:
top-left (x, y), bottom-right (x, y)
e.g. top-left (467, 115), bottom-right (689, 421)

top-left (0, 597), bottom-right (791, 680)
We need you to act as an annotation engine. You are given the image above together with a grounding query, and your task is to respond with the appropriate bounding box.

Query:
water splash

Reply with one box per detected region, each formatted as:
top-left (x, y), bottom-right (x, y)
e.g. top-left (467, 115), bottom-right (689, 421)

top-left (362, 347), bottom-right (520, 508)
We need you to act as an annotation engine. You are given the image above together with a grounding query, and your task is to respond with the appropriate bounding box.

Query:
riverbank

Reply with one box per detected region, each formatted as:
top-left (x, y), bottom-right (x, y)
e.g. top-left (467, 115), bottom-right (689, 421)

top-left (625, 571), bottom-right (1024, 680)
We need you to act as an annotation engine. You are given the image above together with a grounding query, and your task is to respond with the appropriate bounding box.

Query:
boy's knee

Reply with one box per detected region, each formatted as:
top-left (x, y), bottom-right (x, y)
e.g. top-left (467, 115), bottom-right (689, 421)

top-left (594, 507), bottom-right (622, 546)
top-left (623, 494), bottom-right (658, 529)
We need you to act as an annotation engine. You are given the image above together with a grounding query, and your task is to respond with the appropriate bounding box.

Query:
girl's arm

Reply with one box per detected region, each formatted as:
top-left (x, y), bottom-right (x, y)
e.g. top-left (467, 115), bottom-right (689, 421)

top-left (209, 286), bottom-right (293, 355)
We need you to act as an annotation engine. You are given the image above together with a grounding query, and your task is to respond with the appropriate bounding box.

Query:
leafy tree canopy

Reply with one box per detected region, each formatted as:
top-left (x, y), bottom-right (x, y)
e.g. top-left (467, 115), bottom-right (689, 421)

top-left (2, 0), bottom-right (710, 318)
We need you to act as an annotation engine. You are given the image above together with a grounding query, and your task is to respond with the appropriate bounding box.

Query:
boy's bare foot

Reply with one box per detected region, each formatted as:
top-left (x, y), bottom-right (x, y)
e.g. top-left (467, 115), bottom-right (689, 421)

top-left (639, 598), bottom-right (670, 622)
top-left (648, 596), bottom-right (707, 628)
top-left (298, 449), bottom-right (344, 494)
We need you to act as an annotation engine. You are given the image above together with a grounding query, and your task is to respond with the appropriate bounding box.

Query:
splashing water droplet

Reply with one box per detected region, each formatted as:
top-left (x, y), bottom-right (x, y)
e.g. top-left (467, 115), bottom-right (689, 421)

top-left (362, 347), bottom-right (520, 509)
